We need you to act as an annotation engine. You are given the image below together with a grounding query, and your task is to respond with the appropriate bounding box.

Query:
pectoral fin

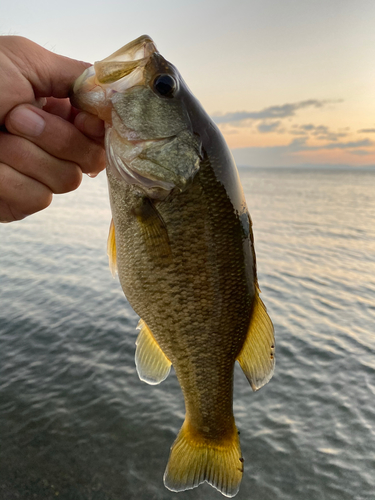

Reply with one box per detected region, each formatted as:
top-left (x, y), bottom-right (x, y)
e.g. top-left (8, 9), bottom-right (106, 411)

top-left (134, 197), bottom-right (172, 260)
top-left (107, 219), bottom-right (117, 278)
top-left (237, 290), bottom-right (275, 391)
top-left (135, 319), bottom-right (171, 385)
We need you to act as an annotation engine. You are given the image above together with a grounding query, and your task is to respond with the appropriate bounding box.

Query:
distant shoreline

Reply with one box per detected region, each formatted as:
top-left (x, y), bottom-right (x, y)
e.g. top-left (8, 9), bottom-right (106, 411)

top-left (237, 164), bottom-right (375, 171)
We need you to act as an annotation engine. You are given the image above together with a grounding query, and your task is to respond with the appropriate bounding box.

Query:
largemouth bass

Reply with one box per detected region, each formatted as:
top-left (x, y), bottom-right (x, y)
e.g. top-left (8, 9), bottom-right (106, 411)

top-left (71, 35), bottom-right (275, 497)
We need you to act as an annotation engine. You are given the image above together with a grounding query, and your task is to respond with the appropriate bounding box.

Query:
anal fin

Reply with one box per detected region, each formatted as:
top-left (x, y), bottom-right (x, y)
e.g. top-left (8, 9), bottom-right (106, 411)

top-left (135, 319), bottom-right (171, 385)
top-left (237, 290), bottom-right (275, 391)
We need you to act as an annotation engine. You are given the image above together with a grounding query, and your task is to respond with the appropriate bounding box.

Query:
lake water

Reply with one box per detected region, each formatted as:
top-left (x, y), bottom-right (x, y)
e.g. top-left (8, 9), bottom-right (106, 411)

top-left (1, 167), bottom-right (374, 500)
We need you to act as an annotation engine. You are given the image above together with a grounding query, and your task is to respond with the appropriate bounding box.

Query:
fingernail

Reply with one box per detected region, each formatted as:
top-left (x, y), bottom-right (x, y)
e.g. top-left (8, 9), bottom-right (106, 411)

top-left (35, 97), bottom-right (48, 109)
top-left (9, 107), bottom-right (46, 137)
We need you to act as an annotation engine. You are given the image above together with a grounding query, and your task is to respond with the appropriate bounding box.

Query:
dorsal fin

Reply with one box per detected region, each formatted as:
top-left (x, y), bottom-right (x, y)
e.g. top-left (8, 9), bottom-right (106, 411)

top-left (237, 290), bottom-right (275, 391)
top-left (135, 319), bottom-right (172, 385)
top-left (107, 218), bottom-right (117, 278)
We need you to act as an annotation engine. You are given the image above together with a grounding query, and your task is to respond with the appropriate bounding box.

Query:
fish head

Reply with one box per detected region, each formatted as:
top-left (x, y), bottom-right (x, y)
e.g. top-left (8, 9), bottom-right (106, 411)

top-left (71, 35), bottom-right (202, 199)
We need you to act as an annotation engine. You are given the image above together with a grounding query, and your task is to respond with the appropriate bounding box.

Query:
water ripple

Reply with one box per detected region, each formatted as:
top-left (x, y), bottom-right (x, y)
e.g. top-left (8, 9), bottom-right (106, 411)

top-left (1, 169), bottom-right (375, 499)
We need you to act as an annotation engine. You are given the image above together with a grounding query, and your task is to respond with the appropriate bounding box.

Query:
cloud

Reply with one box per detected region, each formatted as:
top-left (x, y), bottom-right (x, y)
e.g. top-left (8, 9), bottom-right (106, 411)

top-left (358, 128), bottom-right (375, 133)
top-left (231, 137), bottom-right (374, 167)
top-left (257, 121), bottom-right (281, 133)
top-left (282, 137), bottom-right (373, 152)
top-left (318, 139), bottom-right (373, 150)
top-left (349, 150), bottom-right (372, 156)
top-left (303, 124), bottom-right (329, 134)
top-left (211, 99), bottom-right (340, 124)
top-left (291, 123), bottom-right (349, 141)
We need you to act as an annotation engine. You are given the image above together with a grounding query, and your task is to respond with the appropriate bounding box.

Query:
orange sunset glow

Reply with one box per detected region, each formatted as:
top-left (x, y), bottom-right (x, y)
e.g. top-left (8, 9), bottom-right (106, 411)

top-left (3, 0), bottom-right (375, 168)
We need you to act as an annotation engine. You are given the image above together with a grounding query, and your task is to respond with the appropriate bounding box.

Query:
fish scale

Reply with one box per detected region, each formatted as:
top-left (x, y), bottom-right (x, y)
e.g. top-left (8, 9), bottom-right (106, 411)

top-left (109, 159), bottom-right (248, 438)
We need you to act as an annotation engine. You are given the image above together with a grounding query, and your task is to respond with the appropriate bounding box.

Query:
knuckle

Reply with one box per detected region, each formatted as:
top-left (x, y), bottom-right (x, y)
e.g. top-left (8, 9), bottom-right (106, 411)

top-left (47, 121), bottom-right (79, 159)
top-left (0, 200), bottom-right (19, 222)
top-left (0, 134), bottom-right (32, 165)
top-left (16, 142), bottom-right (35, 165)
top-left (84, 143), bottom-right (106, 174)
top-left (55, 163), bottom-right (82, 194)
top-left (52, 134), bottom-right (69, 158)
top-left (0, 160), bottom-right (53, 220)
top-left (33, 191), bottom-right (53, 213)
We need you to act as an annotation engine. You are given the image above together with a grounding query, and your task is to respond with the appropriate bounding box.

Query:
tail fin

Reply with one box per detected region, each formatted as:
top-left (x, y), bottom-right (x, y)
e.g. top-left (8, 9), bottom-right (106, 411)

top-left (163, 420), bottom-right (243, 497)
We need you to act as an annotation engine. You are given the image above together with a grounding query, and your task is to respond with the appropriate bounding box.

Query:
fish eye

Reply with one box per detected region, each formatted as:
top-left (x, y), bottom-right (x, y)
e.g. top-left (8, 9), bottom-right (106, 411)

top-left (153, 74), bottom-right (177, 98)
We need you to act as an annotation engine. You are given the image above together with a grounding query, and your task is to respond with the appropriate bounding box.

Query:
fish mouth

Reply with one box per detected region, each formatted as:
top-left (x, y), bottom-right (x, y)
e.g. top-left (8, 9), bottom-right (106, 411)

top-left (71, 35), bottom-right (158, 120)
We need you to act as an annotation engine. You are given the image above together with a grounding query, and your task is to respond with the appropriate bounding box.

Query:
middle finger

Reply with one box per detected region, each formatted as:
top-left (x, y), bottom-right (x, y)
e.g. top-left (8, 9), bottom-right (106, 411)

top-left (0, 132), bottom-right (82, 194)
top-left (5, 104), bottom-right (105, 175)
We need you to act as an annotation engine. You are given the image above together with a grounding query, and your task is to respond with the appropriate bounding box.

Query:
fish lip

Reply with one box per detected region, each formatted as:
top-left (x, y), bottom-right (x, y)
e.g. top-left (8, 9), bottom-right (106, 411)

top-left (99, 35), bottom-right (157, 64)
top-left (91, 35), bottom-right (158, 89)
top-left (71, 36), bottom-right (158, 117)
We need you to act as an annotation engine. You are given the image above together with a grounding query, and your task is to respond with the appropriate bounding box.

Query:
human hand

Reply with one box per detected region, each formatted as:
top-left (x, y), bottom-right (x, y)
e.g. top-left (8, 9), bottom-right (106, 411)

top-left (0, 36), bottom-right (106, 223)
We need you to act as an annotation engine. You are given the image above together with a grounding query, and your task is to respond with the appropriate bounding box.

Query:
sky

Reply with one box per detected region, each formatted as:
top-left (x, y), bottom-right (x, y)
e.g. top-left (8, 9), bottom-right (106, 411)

top-left (2, 0), bottom-right (375, 167)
